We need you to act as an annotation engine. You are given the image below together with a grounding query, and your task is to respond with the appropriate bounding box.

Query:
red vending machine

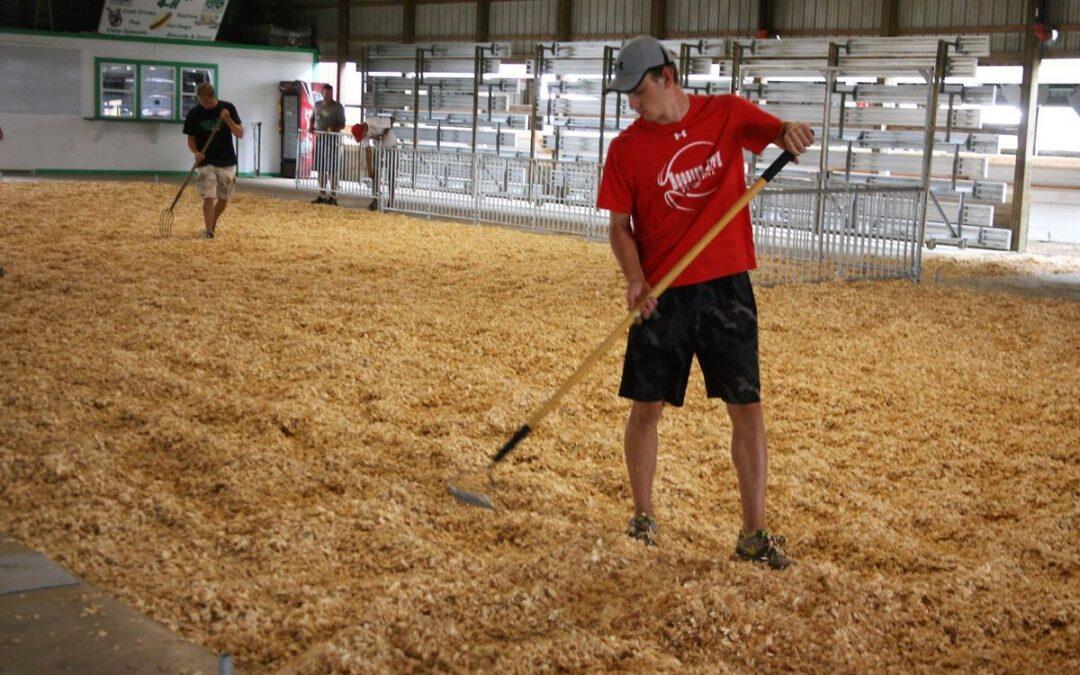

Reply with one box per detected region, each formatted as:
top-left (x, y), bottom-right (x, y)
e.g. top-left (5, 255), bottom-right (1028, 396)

top-left (279, 81), bottom-right (331, 178)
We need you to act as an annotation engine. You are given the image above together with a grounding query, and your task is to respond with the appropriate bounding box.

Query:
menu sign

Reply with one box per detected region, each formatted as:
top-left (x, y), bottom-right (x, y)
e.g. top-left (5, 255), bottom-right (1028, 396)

top-left (98, 0), bottom-right (230, 41)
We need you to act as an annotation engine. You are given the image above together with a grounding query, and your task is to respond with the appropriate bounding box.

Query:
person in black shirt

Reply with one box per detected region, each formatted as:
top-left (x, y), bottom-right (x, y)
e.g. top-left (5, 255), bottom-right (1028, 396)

top-left (182, 83), bottom-right (243, 239)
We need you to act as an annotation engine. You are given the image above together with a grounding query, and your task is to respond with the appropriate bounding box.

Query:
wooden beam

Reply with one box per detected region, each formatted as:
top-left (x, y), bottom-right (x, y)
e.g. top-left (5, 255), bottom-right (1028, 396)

top-left (336, 0), bottom-right (349, 94)
top-left (475, 0), bottom-right (490, 42)
top-left (758, 0), bottom-right (771, 36)
top-left (650, 0), bottom-right (667, 39)
top-left (403, 0), bottom-right (416, 44)
top-left (557, 0), bottom-right (572, 42)
top-left (1010, 0), bottom-right (1041, 252)
top-left (897, 24), bottom-right (1024, 34)
top-left (880, 0), bottom-right (897, 36)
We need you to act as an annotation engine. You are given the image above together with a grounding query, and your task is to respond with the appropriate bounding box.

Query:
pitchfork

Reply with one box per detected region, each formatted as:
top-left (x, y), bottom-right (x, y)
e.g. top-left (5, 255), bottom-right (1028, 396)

top-left (158, 122), bottom-right (223, 238)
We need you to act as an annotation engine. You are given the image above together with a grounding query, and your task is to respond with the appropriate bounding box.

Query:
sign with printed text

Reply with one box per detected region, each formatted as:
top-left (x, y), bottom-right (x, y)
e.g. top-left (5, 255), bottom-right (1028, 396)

top-left (98, 0), bottom-right (230, 41)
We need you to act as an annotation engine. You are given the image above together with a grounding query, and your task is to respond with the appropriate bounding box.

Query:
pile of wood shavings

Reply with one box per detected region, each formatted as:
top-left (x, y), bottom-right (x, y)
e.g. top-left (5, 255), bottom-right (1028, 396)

top-left (0, 180), bottom-right (1076, 673)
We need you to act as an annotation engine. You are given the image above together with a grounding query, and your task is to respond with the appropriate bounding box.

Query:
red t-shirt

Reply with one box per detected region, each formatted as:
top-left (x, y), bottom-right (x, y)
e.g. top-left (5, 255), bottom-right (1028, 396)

top-left (597, 94), bottom-right (783, 288)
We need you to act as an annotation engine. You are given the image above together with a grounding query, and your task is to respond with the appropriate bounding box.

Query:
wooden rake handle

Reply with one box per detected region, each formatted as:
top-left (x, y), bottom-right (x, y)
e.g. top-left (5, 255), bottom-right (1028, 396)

top-left (167, 121), bottom-right (224, 212)
top-left (490, 151), bottom-right (794, 466)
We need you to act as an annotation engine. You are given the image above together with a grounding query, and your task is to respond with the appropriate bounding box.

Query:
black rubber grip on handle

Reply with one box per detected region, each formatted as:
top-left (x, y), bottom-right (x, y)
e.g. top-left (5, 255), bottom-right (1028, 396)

top-left (491, 424), bottom-right (532, 464)
top-left (761, 150), bottom-right (794, 183)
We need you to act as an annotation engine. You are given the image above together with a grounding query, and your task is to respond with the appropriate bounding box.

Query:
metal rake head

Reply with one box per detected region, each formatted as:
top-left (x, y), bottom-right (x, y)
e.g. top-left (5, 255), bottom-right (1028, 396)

top-left (448, 484), bottom-right (495, 510)
top-left (158, 208), bottom-right (174, 238)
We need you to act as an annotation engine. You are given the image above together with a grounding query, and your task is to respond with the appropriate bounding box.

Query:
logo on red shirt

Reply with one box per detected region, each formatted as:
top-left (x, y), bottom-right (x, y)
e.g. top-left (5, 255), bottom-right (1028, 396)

top-left (657, 141), bottom-right (724, 212)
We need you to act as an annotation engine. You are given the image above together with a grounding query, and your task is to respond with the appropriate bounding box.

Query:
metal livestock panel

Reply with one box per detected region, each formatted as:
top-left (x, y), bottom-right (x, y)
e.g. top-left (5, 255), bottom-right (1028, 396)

top-left (751, 186), bottom-right (924, 284)
top-left (666, 0), bottom-right (758, 36)
top-left (771, 0), bottom-right (881, 33)
top-left (572, 0), bottom-right (650, 37)
top-left (375, 147), bottom-right (608, 240)
top-left (490, 0), bottom-right (558, 38)
top-left (351, 5), bottom-right (405, 40)
top-left (416, 2), bottom-right (477, 39)
top-left (294, 139), bottom-right (926, 284)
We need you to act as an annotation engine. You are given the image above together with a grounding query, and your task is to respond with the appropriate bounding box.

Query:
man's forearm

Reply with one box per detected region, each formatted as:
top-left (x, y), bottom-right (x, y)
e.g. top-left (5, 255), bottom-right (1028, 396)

top-left (610, 219), bottom-right (647, 283)
top-left (187, 136), bottom-right (198, 155)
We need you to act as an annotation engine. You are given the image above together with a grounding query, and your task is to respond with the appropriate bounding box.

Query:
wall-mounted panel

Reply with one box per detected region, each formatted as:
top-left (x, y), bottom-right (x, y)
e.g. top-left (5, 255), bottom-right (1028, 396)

top-left (0, 46), bottom-right (81, 114)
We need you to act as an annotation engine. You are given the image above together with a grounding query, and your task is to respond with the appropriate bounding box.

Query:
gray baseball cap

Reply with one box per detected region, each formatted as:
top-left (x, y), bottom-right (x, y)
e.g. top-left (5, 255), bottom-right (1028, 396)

top-left (608, 35), bottom-right (676, 93)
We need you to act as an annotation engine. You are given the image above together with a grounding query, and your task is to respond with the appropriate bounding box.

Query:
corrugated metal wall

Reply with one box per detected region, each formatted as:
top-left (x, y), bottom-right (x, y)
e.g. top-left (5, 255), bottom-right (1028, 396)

top-left (572, 0), bottom-right (650, 37)
top-left (489, 0), bottom-right (558, 38)
top-left (304, 7), bottom-right (337, 42)
top-left (897, 0), bottom-right (1021, 28)
top-left (416, 2), bottom-right (477, 39)
top-left (351, 5), bottom-right (404, 41)
top-left (773, 0), bottom-right (880, 34)
top-left (285, 1), bottom-right (1079, 60)
top-left (666, 0), bottom-right (758, 37)
top-left (897, 0), bottom-right (1025, 55)
top-left (1050, 0), bottom-right (1080, 55)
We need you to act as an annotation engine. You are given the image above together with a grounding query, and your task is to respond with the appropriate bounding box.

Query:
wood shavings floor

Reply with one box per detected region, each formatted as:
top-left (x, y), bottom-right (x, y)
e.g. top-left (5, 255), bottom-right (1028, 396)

top-left (1, 181), bottom-right (1077, 673)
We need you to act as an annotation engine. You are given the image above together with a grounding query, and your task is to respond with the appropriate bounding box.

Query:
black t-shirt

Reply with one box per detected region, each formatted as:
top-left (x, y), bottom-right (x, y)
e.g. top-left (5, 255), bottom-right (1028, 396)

top-left (183, 100), bottom-right (241, 167)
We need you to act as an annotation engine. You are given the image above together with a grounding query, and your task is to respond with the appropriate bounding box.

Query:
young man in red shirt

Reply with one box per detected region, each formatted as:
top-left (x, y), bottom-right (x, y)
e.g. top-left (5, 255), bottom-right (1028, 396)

top-left (598, 36), bottom-right (814, 569)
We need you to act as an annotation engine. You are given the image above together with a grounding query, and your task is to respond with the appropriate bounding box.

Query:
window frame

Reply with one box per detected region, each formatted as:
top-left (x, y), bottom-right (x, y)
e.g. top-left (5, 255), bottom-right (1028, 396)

top-left (94, 57), bottom-right (218, 123)
top-left (179, 65), bottom-right (217, 119)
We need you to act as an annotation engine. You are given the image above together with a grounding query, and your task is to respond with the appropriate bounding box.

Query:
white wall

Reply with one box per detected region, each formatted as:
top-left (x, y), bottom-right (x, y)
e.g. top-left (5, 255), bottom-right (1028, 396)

top-left (0, 30), bottom-right (315, 175)
top-left (986, 156), bottom-right (1080, 243)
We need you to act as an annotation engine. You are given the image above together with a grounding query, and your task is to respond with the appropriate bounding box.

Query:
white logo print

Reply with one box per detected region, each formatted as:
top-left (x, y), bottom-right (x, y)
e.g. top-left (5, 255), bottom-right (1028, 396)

top-left (674, 130), bottom-right (687, 141)
top-left (657, 141), bottom-right (724, 212)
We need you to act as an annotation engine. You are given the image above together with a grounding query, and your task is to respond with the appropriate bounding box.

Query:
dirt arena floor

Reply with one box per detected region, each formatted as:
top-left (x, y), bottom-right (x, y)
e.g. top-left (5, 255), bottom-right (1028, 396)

top-left (1, 181), bottom-right (1077, 673)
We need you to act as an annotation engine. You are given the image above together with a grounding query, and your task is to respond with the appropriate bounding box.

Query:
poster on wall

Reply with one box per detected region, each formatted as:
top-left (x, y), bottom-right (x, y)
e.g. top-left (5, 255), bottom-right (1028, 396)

top-left (98, 0), bottom-right (231, 41)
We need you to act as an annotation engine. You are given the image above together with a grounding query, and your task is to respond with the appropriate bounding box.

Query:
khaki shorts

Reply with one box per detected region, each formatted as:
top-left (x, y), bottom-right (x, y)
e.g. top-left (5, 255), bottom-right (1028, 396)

top-left (196, 165), bottom-right (237, 200)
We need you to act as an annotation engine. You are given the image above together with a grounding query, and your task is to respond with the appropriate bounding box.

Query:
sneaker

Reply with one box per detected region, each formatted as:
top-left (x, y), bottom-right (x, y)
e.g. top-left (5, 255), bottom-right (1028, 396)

top-left (203, 230), bottom-right (214, 240)
top-left (626, 514), bottom-right (659, 546)
top-left (367, 200), bottom-right (378, 212)
top-left (312, 195), bottom-right (327, 204)
top-left (733, 529), bottom-right (793, 570)
top-left (327, 196), bottom-right (339, 206)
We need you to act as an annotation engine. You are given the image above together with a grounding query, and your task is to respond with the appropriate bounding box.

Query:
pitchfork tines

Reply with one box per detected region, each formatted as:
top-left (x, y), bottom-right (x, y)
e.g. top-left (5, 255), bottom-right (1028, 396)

top-left (158, 207), bottom-right (174, 238)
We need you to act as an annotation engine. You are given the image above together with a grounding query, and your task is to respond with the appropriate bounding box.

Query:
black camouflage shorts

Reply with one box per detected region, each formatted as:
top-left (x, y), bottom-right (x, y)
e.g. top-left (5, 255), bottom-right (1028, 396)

top-left (620, 271), bottom-right (760, 407)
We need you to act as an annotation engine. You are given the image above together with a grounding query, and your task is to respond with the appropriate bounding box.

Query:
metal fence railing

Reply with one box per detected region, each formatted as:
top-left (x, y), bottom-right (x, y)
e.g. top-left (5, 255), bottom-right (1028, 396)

top-left (294, 130), bottom-right (375, 199)
top-left (295, 132), bottom-right (924, 283)
top-left (377, 146), bottom-right (607, 240)
top-left (752, 186), bottom-right (924, 285)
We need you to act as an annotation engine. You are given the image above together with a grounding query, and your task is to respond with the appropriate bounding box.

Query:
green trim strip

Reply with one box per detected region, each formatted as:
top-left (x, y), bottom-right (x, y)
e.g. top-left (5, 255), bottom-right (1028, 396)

top-left (35, 169), bottom-right (188, 176)
top-left (0, 27), bottom-right (316, 56)
top-left (32, 169), bottom-right (283, 178)
top-left (83, 116), bottom-right (185, 124)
